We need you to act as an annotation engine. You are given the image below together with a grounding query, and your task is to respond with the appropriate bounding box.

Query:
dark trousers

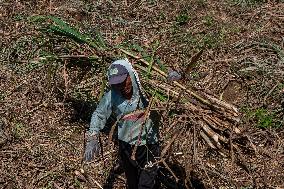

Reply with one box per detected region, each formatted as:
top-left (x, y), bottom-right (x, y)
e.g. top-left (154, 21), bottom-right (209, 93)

top-left (118, 140), bottom-right (160, 189)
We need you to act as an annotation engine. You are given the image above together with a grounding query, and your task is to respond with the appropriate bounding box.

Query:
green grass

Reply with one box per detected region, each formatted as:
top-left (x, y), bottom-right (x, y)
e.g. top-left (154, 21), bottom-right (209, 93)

top-left (203, 15), bottom-right (214, 27)
top-left (241, 107), bottom-right (281, 128)
top-left (254, 108), bottom-right (274, 128)
top-left (13, 122), bottom-right (27, 139)
top-left (74, 178), bottom-right (82, 188)
top-left (175, 12), bottom-right (190, 26)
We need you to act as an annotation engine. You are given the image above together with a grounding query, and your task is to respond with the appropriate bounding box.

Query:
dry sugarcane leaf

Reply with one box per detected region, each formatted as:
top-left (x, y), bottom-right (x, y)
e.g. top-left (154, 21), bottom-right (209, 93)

top-left (185, 49), bottom-right (204, 75)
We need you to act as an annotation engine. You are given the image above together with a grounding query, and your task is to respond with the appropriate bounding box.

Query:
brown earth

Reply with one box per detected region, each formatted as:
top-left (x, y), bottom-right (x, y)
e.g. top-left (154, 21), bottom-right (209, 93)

top-left (0, 0), bottom-right (284, 189)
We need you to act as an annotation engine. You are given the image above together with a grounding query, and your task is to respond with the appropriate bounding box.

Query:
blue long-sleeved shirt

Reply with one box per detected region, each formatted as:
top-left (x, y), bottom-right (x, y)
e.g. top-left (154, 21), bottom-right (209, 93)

top-left (87, 59), bottom-right (158, 145)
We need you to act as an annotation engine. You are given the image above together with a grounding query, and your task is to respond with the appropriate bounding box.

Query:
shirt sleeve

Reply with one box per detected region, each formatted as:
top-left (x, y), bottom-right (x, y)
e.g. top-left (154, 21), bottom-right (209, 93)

top-left (87, 91), bottom-right (112, 136)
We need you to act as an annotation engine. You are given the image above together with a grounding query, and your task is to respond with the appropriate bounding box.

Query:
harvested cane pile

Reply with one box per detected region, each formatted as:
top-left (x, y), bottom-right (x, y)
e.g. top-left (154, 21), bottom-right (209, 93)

top-left (116, 50), bottom-right (243, 188)
top-left (122, 48), bottom-right (241, 153)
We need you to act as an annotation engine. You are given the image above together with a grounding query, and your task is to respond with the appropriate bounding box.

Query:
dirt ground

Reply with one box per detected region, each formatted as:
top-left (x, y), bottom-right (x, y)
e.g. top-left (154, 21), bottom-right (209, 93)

top-left (0, 0), bottom-right (284, 189)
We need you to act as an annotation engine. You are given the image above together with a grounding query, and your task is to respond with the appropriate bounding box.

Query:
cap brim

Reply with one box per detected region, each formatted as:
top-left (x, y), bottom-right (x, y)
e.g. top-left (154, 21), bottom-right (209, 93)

top-left (109, 74), bottom-right (128, 85)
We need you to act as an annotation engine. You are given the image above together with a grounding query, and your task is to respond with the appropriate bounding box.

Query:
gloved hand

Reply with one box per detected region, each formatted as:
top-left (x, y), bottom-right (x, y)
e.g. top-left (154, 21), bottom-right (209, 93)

top-left (84, 134), bottom-right (100, 162)
top-left (167, 69), bottom-right (182, 81)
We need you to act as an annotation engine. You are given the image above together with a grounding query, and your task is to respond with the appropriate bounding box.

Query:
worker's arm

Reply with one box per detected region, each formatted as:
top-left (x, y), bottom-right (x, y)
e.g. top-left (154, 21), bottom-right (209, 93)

top-left (84, 91), bottom-right (112, 161)
top-left (87, 91), bottom-right (112, 136)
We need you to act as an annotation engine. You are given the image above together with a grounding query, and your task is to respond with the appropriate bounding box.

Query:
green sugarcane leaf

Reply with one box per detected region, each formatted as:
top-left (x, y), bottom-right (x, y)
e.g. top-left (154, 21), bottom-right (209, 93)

top-left (31, 15), bottom-right (106, 50)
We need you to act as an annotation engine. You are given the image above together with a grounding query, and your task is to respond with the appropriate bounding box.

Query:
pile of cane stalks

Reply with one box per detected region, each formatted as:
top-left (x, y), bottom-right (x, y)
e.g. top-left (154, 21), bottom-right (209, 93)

top-left (121, 48), bottom-right (241, 157)
top-left (112, 49), bottom-right (244, 188)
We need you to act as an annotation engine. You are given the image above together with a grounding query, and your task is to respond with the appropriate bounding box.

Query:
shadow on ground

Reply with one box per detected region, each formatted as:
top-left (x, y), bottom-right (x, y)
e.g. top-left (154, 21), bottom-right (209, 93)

top-left (102, 158), bottom-right (207, 189)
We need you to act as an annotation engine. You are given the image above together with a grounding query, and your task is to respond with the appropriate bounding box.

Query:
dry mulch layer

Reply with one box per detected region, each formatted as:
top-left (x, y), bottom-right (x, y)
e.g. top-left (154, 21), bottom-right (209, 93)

top-left (1, 1), bottom-right (284, 188)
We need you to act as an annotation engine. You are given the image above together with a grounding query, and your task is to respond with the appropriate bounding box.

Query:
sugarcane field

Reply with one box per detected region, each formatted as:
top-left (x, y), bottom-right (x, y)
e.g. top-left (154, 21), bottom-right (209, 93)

top-left (0, 1), bottom-right (284, 189)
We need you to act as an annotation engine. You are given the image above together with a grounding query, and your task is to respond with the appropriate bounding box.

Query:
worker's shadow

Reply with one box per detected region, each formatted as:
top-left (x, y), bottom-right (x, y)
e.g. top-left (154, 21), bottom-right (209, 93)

top-left (158, 158), bottom-right (207, 189)
top-left (102, 157), bottom-right (207, 189)
top-left (102, 158), bottom-right (124, 189)
top-left (66, 98), bottom-right (97, 124)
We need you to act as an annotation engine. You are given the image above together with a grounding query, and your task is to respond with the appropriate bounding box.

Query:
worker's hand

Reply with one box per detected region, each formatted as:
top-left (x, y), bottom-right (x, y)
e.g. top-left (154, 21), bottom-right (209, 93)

top-left (84, 134), bottom-right (100, 162)
top-left (167, 69), bottom-right (182, 81)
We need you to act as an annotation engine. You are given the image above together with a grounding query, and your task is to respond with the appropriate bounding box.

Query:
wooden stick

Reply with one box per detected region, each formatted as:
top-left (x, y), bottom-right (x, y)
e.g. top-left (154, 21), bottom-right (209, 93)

top-left (107, 119), bottom-right (119, 150)
top-left (200, 122), bottom-right (222, 149)
top-left (200, 121), bottom-right (228, 144)
top-left (161, 159), bottom-right (179, 183)
top-left (203, 93), bottom-right (239, 116)
top-left (98, 134), bottom-right (106, 169)
top-left (200, 131), bottom-right (217, 149)
top-left (230, 131), bottom-right (234, 163)
top-left (62, 60), bottom-right (68, 102)
top-left (131, 95), bottom-right (155, 160)
top-left (263, 82), bottom-right (279, 103)
top-left (53, 182), bottom-right (64, 189)
top-left (203, 115), bottom-right (225, 132)
top-left (193, 123), bottom-right (197, 164)
top-left (161, 127), bottom-right (182, 158)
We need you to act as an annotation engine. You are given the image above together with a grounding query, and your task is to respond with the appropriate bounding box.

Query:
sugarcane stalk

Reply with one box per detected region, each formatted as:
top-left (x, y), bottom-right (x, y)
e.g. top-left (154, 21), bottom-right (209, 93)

top-left (202, 116), bottom-right (225, 132)
top-left (200, 131), bottom-right (217, 149)
top-left (161, 126), bottom-right (183, 158)
top-left (131, 94), bottom-right (155, 160)
top-left (200, 121), bottom-right (228, 144)
top-left (204, 93), bottom-right (239, 116)
top-left (107, 119), bottom-right (119, 152)
top-left (119, 48), bottom-right (213, 108)
top-left (148, 80), bottom-right (241, 136)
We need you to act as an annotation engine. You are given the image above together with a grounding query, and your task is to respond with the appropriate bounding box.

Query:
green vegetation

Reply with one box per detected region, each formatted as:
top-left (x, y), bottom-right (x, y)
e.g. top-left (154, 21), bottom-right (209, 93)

top-left (242, 107), bottom-right (282, 128)
top-left (29, 15), bottom-right (107, 51)
top-left (13, 122), bottom-right (27, 139)
top-left (254, 108), bottom-right (274, 128)
top-left (175, 11), bottom-right (190, 26)
top-left (203, 15), bottom-right (214, 27)
top-left (74, 178), bottom-right (82, 188)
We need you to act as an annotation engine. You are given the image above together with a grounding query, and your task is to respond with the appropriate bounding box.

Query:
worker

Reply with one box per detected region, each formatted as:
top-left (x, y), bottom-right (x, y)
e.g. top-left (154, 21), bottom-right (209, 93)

top-left (84, 59), bottom-right (160, 189)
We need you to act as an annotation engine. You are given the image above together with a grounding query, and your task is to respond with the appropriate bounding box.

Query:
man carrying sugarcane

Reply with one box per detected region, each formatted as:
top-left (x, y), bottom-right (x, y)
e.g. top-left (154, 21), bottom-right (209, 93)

top-left (84, 59), bottom-right (160, 189)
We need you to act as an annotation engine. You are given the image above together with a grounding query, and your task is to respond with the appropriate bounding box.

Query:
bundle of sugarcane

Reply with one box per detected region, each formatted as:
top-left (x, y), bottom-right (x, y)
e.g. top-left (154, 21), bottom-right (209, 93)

top-left (120, 49), bottom-right (241, 157)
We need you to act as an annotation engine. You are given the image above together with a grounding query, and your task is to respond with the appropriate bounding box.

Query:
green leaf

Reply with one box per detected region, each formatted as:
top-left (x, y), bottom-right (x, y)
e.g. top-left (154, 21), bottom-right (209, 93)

top-left (30, 15), bottom-right (107, 51)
